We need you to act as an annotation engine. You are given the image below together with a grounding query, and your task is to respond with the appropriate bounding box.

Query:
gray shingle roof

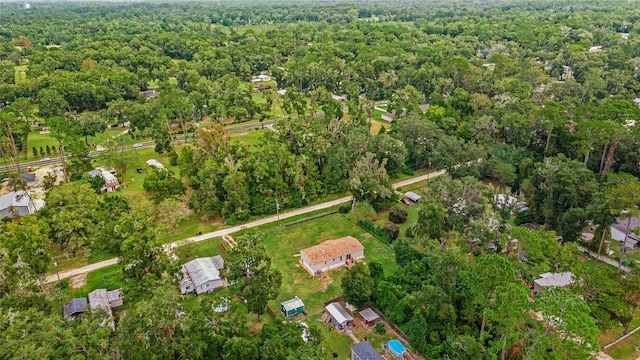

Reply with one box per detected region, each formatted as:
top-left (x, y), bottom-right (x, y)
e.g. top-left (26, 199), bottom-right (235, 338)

top-left (352, 341), bottom-right (384, 360)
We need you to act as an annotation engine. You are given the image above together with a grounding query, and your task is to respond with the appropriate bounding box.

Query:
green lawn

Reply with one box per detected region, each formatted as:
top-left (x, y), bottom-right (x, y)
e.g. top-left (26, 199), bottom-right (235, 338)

top-left (147, 77), bottom-right (178, 89)
top-left (231, 129), bottom-right (267, 147)
top-left (602, 309), bottom-right (640, 359)
top-left (263, 213), bottom-right (398, 314)
top-left (14, 65), bottom-right (27, 84)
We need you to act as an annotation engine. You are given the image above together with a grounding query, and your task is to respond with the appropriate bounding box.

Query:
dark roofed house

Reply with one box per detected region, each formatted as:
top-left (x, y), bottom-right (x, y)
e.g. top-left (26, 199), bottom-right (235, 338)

top-left (351, 341), bottom-right (384, 360)
top-left (20, 172), bottom-right (36, 182)
top-left (142, 89), bottom-right (160, 99)
top-left (63, 298), bottom-right (88, 318)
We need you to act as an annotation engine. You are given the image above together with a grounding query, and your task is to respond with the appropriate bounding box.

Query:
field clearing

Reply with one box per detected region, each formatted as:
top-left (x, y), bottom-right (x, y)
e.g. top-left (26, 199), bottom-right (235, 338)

top-left (14, 64), bottom-right (27, 83)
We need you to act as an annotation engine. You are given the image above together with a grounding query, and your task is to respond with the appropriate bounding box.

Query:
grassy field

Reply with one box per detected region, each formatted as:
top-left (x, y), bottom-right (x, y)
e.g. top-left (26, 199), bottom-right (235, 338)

top-left (369, 119), bottom-right (388, 135)
top-left (601, 309), bottom-right (640, 359)
top-left (14, 65), bottom-right (27, 83)
top-left (147, 77), bottom-right (178, 89)
top-left (230, 128), bottom-right (267, 147)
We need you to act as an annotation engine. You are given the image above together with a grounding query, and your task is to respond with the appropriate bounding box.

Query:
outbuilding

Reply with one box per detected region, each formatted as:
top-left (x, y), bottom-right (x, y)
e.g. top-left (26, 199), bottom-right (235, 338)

top-left (404, 191), bottom-right (421, 203)
top-left (281, 296), bottom-right (305, 318)
top-left (324, 302), bottom-right (354, 330)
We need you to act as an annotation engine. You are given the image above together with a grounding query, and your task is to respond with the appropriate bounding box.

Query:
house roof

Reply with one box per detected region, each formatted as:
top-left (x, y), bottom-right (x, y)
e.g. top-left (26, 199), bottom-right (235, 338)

top-left (300, 236), bottom-right (364, 264)
top-left (88, 289), bottom-right (111, 310)
top-left (359, 308), bottom-right (380, 322)
top-left (87, 169), bottom-right (101, 177)
top-left (325, 302), bottom-right (353, 324)
top-left (534, 272), bottom-right (574, 288)
top-left (146, 159), bottom-right (165, 169)
top-left (63, 298), bottom-right (88, 317)
top-left (20, 172), bottom-right (35, 182)
top-left (404, 191), bottom-right (421, 202)
top-left (381, 112), bottom-right (395, 120)
top-left (281, 296), bottom-right (304, 311)
top-left (0, 191), bottom-right (32, 211)
top-left (351, 341), bottom-right (384, 360)
top-left (211, 255), bottom-right (225, 270)
top-left (107, 289), bottom-right (123, 304)
top-left (182, 257), bottom-right (221, 288)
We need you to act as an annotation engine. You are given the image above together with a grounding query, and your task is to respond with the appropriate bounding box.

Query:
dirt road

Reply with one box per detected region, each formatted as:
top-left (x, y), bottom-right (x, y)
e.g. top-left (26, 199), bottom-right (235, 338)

top-left (45, 169), bottom-right (448, 283)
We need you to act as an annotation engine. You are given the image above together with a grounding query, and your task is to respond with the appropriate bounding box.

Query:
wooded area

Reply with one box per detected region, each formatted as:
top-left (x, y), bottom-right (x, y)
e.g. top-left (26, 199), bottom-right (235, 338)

top-left (2, 0), bottom-right (640, 358)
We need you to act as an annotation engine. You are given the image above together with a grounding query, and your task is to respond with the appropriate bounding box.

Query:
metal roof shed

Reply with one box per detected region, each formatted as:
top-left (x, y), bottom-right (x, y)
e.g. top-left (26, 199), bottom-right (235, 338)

top-left (404, 191), bottom-right (421, 203)
top-left (281, 296), bottom-right (305, 317)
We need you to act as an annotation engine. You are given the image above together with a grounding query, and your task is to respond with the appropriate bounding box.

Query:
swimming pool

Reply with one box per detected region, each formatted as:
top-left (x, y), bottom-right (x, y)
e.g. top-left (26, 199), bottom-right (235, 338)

top-left (388, 340), bottom-right (406, 358)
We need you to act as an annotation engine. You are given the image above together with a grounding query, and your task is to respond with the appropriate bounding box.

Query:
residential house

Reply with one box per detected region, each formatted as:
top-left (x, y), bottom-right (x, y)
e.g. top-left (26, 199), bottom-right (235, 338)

top-left (533, 272), bottom-right (574, 294)
top-left (0, 191), bottom-right (36, 218)
top-left (611, 216), bottom-right (640, 250)
top-left (299, 236), bottom-right (364, 275)
top-left (588, 45), bottom-right (603, 53)
top-left (180, 256), bottom-right (225, 295)
top-left (381, 112), bottom-right (395, 122)
top-left (146, 159), bottom-right (165, 170)
top-left (324, 302), bottom-right (354, 330)
top-left (87, 167), bottom-right (120, 192)
top-left (352, 341), bottom-right (384, 360)
top-left (253, 84), bottom-right (272, 92)
top-left (63, 298), bottom-right (88, 318)
top-left (281, 296), bottom-right (305, 318)
top-left (404, 191), bottom-right (421, 203)
top-left (88, 288), bottom-right (124, 330)
top-left (142, 89), bottom-right (160, 100)
top-left (277, 89), bottom-right (287, 96)
top-left (560, 66), bottom-right (574, 80)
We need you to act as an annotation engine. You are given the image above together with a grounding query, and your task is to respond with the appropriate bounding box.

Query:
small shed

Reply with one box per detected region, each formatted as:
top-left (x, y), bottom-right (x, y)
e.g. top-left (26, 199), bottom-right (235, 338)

top-left (281, 296), bottom-right (305, 317)
top-left (359, 307), bottom-right (380, 326)
top-left (324, 302), bottom-right (354, 330)
top-left (404, 191), bottom-right (421, 203)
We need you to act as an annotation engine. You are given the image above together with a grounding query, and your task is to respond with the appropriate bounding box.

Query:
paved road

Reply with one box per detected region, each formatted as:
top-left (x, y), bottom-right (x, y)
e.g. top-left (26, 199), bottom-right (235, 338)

top-left (0, 121), bottom-right (277, 173)
top-left (578, 245), bottom-right (632, 272)
top-left (44, 169), bottom-right (446, 283)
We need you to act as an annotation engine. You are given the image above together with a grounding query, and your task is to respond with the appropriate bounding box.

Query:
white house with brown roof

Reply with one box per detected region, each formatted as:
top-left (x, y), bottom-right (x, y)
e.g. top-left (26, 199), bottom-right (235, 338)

top-left (299, 236), bottom-right (364, 275)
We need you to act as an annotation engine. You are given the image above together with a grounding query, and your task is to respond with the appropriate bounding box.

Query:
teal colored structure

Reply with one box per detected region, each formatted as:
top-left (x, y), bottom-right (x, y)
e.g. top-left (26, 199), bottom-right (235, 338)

top-left (281, 296), bottom-right (305, 317)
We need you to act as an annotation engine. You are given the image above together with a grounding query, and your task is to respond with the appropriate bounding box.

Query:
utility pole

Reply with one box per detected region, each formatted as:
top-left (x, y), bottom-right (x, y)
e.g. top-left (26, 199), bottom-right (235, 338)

top-left (53, 261), bottom-right (62, 317)
top-left (275, 199), bottom-right (280, 227)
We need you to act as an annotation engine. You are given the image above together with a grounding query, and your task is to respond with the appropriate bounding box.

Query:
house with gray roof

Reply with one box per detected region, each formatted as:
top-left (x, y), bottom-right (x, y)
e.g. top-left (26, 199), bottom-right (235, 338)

top-left (533, 272), bottom-right (574, 294)
top-left (352, 341), bottom-right (384, 360)
top-left (404, 191), bottom-right (421, 203)
top-left (180, 256), bottom-right (225, 295)
top-left (63, 298), bottom-right (88, 318)
top-left (88, 288), bottom-right (124, 330)
top-left (0, 191), bottom-right (36, 218)
top-left (324, 302), bottom-right (353, 330)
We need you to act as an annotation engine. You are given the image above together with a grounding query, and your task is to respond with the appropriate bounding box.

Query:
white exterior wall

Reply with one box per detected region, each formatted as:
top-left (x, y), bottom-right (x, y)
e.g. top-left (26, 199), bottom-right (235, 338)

top-left (195, 279), bottom-right (224, 294)
top-left (301, 249), bottom-right (365, 275)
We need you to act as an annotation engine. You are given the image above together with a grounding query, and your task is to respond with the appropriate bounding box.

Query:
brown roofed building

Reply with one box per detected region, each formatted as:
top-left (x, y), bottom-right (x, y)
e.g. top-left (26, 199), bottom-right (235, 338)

top-left (299, 236), bottom-right (364, 275)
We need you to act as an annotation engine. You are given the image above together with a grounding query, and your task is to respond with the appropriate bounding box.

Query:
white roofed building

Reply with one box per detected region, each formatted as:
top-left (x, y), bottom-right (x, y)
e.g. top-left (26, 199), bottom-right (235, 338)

top-left (180, 256), bottom-right (225, 295)
top-left (533, 272), bottom-right (574, 294)
top-left (146, 159), bottom-right (165, 169)
top-left (0, 191), bottom-right (36, 218)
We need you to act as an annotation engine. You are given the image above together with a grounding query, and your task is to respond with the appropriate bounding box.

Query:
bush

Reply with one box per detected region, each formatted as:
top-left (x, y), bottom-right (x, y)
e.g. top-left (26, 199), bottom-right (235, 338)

top-left (514, 210), bottom-right (532, 225)
top-left (347, 202), bottom-right (377, 223)
top-left (382, 222), bottom-right (400, 241)
top-left (388, 206), bottom-right (408, 224)
top-left (375, 321), bottom-right (386, 335)
top-left (405, 227), bottom-right (415, 238)
top-left (357, 220), bottom-right (391, 244)
top-left (338, 205), bottom-right (350, 214)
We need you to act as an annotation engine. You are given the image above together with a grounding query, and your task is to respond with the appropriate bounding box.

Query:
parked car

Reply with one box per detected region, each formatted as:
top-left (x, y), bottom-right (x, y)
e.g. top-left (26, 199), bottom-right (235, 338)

top-left (132, 143), bottom-right (143, 148)
top-left (400, 198), bottom-right (411, 205)
top-left (136, 168), bottom-right (143, 174)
